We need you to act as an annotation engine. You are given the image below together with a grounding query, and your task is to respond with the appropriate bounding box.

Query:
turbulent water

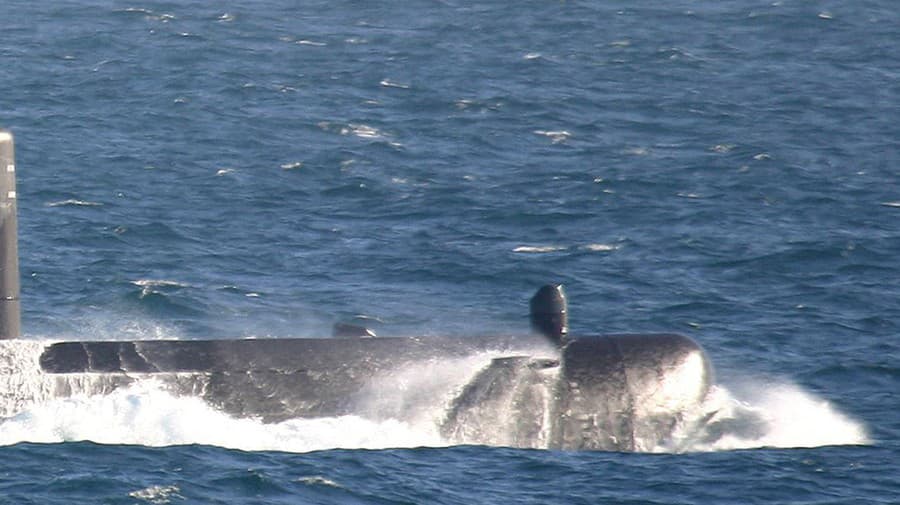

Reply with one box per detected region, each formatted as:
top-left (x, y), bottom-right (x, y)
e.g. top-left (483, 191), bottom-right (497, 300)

top-left (1, 0), bottom-right (898, 503)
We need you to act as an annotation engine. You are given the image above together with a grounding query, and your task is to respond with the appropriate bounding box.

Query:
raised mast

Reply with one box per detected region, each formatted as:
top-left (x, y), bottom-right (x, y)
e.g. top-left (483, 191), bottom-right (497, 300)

top-left (0, 129), bottom-right (21, 339)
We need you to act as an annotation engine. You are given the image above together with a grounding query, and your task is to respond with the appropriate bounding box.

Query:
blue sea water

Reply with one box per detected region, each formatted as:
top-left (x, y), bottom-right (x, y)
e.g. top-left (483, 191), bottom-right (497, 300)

top-left (1, 0), bottom-right (899, 503)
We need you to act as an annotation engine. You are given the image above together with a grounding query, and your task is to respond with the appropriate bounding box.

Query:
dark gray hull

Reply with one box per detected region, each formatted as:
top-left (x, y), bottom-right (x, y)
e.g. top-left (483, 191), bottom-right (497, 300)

top-left (37, 333), bottom-right (713, 451)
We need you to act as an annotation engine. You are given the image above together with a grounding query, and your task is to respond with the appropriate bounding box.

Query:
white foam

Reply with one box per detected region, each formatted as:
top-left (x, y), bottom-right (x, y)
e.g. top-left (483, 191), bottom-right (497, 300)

top-left (513, 245), bottom-right (566, 253)
top-left (380, 79), bottom-right (409, 89)
top-left (533, 130), bottom-right (571, 143)
top-left (0, 380), bottom-right (445, 452)
top-left (710, 143), bottom-right (736, 153)
top-left (280, 161), bottom-right (303, 170)
top-left (297, 476), bottom-right (341, 488)
top-left (129, 485), bottom-right (182, 504)
top-left (0, 340), bottom-right (59, 418)
top-left (355, 352), bottom-right (512, 425)
top-left (341, 124), bottom-right (382, 139)
top-left (131, 278), bottom-right (191, 303)
top-left (46, 199), bottom-right (103, 207)
top-left (513, 244), bottom-right (619, 254)
top-left (131, 279), bottom-right (190, 289)
top-left (582, 243), bottom-right (618, 252)
top-left (665, 381), bottom-right (868, 452)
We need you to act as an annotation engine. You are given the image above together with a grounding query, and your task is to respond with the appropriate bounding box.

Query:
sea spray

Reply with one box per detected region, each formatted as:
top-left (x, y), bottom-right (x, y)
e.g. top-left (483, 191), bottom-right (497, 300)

top-left (0, 380), bottom-right (445, 451)
top-left (439, 355), bottom-right (560, 449)
top-left (353, 351), bottom-right (510, 426)
top-left (663, 381), bottom-right (869, 452)
top-left (0, 340), bottom-right (56, 418)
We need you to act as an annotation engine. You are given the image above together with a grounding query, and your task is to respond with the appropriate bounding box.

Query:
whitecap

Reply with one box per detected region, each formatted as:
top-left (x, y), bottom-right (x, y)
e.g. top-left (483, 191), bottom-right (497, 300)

top-left (534, 130), bottom-right (571, 144)
top-left (280, 161), bottom-right (303, 170)
top-left (582, 243), bottom-right (618, 252)
top-left (297, 476), bottom-right (342, 488)
top-left (131, 279), bottom-right (190, 289)
top-left (46, 199), bottom-right (103, 207)
top-left (341, 124), bottom-right (383, 139)
top-left (710, 144), bottom-right (736, 153)
top-left (129, 485), bottom-right (182, 504)
top-left (380, 79), bottom-right (410, 89)
top-left (132, 280), bottom-right (188, 301)
top-left (513, 245), bottom-right (566, 253)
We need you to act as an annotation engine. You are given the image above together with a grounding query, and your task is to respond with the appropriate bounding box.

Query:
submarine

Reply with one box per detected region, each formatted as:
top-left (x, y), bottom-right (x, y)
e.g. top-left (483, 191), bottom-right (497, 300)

top-left (0, 130), bottom-right (713, 451)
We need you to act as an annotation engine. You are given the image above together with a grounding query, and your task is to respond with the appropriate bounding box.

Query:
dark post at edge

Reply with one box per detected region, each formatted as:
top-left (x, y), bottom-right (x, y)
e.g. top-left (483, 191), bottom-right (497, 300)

top-left (0, 130), bottom-right (20, 339)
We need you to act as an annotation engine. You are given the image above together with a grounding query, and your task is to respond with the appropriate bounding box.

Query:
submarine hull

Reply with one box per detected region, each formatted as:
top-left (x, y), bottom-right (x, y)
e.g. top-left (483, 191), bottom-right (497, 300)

top-left (37, 333), bottom-right (712, 451)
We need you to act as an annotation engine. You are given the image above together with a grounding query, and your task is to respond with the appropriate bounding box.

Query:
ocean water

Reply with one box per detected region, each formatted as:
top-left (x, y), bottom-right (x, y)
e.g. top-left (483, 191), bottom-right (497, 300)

top-left (1, 0), bottom-right (899, 503)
